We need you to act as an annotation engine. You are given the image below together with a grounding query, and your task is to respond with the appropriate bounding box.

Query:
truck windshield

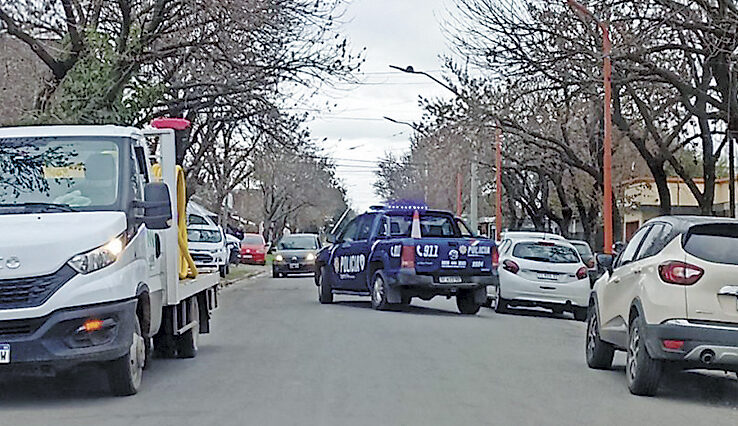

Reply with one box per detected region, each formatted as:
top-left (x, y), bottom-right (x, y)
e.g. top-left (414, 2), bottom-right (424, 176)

top-left (388, 213), bottom-right (460, 238)
top-left (0, 137), bottom-right (120, 212)
top-left (188, 229), bottom-right (223, 243)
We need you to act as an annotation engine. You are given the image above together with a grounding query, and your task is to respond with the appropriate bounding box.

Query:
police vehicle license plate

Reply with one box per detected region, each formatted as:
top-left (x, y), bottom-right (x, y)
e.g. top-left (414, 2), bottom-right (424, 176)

top-left (290, 263), bottom-right (300, 269)
top-left (0, 344), bottom-right (9, 364)
top-left (439, 276), bottom-right (462, 284)
top-left (537, 273), bottom-right (558, 281)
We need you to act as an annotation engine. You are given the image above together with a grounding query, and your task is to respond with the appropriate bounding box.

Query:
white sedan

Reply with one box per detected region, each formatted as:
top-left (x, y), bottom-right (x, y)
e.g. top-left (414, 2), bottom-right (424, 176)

top-left (492, 237), bottom-right (590, 320)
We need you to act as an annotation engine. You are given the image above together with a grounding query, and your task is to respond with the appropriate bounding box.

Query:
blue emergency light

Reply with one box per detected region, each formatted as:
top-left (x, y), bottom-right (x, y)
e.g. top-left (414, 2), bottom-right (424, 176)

top-left (383, 200), bottom-right (428, 211)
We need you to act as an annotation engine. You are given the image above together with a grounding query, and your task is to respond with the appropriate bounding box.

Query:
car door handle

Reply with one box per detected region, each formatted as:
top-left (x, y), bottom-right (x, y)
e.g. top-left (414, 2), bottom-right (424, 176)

top-left (633, 268), bottom-right (642, 274)
top-left (612, 277), bottom-right (620, 284)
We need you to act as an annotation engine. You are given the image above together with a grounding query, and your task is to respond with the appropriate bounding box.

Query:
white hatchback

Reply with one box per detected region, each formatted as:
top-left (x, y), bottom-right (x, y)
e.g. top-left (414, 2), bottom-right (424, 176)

top-left (492, 237), bottom-right (590, 320)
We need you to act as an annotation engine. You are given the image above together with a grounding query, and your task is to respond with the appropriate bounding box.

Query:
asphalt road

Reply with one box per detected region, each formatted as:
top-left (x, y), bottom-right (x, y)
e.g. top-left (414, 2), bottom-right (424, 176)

top-left (3, 271), bottom-right (738, 426)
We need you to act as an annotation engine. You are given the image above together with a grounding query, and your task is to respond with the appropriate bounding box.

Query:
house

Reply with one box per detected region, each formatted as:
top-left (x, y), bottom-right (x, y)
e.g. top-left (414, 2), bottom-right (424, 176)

top-left (622, 176), bottom-right (737, 240)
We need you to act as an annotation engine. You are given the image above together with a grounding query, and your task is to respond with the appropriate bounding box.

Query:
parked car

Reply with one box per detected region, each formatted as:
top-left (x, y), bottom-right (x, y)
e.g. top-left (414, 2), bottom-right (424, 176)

top-left (272, 233), bottom-right (321, 278)
top-left (240, 233), bottom-right (267, 265)
top-left (187, 224), bottom-right (230, 277)
top-left (587, 216), bottom-right (738, 396)
top-left (569, 239), bottom-right (597, 285)
top-left (495, 237), bottom-right (589, 320)
top-left (225, 234), bottom-right (241, 265)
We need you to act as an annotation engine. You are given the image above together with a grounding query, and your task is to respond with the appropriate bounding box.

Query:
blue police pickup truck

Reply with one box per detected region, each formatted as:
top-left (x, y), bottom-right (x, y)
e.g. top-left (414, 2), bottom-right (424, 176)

top-left (314, 204), bottom-right (498, 314)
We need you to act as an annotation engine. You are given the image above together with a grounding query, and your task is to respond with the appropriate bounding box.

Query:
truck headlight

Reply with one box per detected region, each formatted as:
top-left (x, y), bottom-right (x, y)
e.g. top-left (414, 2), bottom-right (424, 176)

top-left (68, 234), bottom-right (126, 274)
top-left (275, 254), bottom-right (283, 262)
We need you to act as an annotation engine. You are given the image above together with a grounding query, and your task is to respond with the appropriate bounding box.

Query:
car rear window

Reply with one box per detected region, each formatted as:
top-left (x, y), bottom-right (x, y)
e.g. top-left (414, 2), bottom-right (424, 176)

top-left (571, 242), bottom-right (593, 258)
top-left (387, 213), bottom-right (459, 238)
top-left (684, 224), bottom-right (738, 265)
top-left (512, 242), bottom-right (580, 264)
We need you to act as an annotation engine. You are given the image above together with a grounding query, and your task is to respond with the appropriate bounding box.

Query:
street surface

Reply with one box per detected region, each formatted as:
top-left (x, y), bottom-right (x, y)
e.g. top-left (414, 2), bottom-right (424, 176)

top-left (2, 270), bottom-right (738, 426)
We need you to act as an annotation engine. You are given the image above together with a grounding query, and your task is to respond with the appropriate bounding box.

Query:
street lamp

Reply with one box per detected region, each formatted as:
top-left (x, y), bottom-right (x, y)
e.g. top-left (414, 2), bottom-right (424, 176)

top-left (389, 64), bottom-right (503, 235)
top-left (566, 0), bottom-right (614, 254)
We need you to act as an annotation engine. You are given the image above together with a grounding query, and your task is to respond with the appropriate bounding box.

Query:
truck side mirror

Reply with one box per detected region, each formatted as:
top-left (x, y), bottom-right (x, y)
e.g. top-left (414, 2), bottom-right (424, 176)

top-left (326, 233), bottom-right (337, 244)
top-left (142, 182), bottom-right (172, 230)
top-left (596, 253), bottom-right (614, 275)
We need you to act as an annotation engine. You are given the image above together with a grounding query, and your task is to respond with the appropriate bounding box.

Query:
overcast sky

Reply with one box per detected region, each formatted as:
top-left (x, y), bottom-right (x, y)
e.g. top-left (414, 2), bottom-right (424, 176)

top-left (308, 0), bottom-right (455, 211)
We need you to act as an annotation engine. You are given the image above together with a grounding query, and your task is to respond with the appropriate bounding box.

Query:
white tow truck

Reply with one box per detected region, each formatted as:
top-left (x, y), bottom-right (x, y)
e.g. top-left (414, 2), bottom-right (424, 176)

top-left (0, 120), bottom-right (219, 395)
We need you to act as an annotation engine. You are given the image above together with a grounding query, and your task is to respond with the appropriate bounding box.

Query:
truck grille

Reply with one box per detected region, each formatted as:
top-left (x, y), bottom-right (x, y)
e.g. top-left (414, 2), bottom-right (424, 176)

top-left (192, 253), bottom-right (214, 263)
top-left (0, 265), bottom-right (77, 309)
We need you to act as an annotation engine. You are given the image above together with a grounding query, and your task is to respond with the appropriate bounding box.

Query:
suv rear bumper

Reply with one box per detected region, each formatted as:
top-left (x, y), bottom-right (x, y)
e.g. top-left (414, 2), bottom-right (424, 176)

top-left (644, 319), bottom-right (738, 367)
top-left (0, 299), bottom-right (136, 376)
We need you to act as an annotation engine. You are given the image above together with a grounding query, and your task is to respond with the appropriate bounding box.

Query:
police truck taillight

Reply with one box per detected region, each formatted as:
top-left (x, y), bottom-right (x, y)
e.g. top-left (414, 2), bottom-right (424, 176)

top-left (491, 245), bottom-right (499, 270)
top-left (658, 261), bottom-right (704, 285)
top-left (401, 245), bottom-right (415, 269)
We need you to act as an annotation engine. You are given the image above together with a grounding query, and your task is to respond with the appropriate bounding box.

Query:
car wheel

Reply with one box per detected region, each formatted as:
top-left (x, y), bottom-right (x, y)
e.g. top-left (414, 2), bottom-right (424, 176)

top-left (107, 314), bottom-right (145, 396)
top-left (626, 315), bottom-right (662, 396)
top-left (494, 284), bottom-right (509, 314)
top-left (219, 265), bottom-right (227, 278)
top-left (272, 267), bottom-right (281, 279)
top-left (585, 305), bottom-right (615, 370)
top-left (573, 307), bottom-right (588, 321)
top-left (318, 268), bottom-right (333, 304)
top-left (456, 290), bottom-right (481, 315)
top-left (371, 270), bottom-right (390, 311)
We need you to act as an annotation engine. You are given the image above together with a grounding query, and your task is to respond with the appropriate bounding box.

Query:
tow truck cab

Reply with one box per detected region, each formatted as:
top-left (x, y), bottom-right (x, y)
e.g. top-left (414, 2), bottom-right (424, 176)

top-left (0, 125), bottom-right (218, 395)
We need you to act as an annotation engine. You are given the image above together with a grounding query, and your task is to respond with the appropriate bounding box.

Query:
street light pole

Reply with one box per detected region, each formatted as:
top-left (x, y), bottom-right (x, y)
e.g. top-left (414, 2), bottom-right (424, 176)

top-left (389, 64), bottom-right (491, 233)
top-left (567, 0), bottom-right (613, 254)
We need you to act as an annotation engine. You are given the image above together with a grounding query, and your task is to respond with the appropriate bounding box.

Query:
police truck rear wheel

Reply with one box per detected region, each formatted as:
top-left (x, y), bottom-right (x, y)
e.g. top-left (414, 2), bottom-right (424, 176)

top-left (456, 290), bottom-right (481, 315)
top-left (107, 315), bottom-right (145, 396)
top-left (371, 270), bottom-right (390, 311)
top-left (176, 297), bottom-right (199, 359)
top-left (318, 269), bottom-right (333, 304)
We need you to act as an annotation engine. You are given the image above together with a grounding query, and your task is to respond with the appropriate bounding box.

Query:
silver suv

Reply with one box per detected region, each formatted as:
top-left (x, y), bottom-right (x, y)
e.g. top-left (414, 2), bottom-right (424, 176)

top-left (586, 216), bottom-right (738, 396)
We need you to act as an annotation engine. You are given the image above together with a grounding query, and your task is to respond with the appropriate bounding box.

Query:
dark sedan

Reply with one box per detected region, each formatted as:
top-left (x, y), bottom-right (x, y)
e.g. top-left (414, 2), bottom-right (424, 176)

top-left (272, 233), bottom-right (322, 278)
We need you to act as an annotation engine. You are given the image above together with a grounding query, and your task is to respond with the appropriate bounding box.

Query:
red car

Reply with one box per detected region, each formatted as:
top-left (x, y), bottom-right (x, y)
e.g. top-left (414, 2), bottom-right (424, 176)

top-left (240, 233), bottom-right (267, 265)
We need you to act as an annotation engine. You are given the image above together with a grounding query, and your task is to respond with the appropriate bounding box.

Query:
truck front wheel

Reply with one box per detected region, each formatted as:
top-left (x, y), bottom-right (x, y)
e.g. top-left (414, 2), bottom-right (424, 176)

top-left (456, 290), bottom-right (481, 315)
top-left (107, 315), bottom-right (145, 396)
top-left (318, 268), bottom-right (333, 304)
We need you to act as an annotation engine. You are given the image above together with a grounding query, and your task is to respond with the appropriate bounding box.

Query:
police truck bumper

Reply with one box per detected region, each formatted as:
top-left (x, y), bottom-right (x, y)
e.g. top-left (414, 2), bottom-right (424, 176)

top-left (391, 269), bottom-right (497, 288)
top-left (0, 299), bottom-right (136, 375)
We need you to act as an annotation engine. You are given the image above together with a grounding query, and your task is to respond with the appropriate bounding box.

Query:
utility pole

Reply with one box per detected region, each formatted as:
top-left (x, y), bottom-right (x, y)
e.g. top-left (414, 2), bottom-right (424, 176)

top-left (567, 0), bottom-right (614, 254)
top-left (456, 172), bottom-right (462, 216)
top-left (495, 126), bottom-right (503, 239)
top-left (729, 61), bottom-right (735, 218)
top-left (470, 155), bottom-right (478, 232)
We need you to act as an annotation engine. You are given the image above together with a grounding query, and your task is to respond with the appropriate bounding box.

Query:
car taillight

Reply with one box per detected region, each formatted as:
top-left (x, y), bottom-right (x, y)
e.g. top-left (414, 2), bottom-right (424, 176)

top-left (401, 245), bottom-right (415, 269)
top-left (658, 261), bottom-right (704, 285)
top-left (502, 260), bottom-right (519, 274)
top-left (576, 266), bottom-right (588, 280)
top-left (491, 246), bottom-right (499, 270)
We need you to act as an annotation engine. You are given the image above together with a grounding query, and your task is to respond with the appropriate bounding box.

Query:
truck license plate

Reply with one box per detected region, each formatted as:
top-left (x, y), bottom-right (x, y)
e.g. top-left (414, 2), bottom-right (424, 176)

top-left (0, 344), bottom-right (9, 364)
top-left (439, 276), bottom-right (462, 284)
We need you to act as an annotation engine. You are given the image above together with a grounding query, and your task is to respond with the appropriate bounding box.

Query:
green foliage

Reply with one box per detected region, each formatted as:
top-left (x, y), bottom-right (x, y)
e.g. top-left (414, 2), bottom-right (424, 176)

top-left (27, 30), bottom-right (163, 125)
